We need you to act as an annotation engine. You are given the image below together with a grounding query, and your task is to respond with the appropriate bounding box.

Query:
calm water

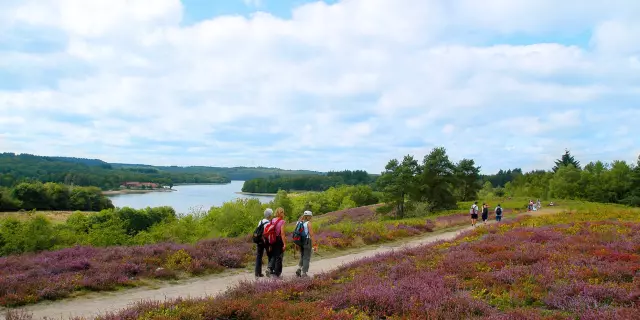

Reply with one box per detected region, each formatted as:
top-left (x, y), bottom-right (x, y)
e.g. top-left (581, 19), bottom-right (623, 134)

top-left (107, 181), bottom-right (275, 214)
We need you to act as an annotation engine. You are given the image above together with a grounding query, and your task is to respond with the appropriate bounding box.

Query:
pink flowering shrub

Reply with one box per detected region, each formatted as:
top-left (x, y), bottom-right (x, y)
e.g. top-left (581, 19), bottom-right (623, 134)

top-left (0, 238), bottom-right (251, 306)
top-left (91, 210), bottom-right (640, 320)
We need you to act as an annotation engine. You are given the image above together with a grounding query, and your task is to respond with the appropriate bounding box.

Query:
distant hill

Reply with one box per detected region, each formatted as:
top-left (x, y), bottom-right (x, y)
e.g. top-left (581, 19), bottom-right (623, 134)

top-left (0, 153), bottom-right (229, 189)
top-left (109, 164), bottom-right (324, 181)
top-left (0, 153), bottom-right (325, 189)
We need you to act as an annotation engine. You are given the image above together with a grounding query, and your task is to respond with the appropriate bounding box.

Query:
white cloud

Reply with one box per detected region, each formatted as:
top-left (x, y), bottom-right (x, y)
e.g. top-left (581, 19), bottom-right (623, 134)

top-left (0, 0), bottom-right (639, 173)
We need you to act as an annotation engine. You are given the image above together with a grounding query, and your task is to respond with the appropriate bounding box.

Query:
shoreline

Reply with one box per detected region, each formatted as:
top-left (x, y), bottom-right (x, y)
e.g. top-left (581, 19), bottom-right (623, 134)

top-left (103, 189), bottom-right (176, 196)
top-left (235, 191), bottom-right (278, 196)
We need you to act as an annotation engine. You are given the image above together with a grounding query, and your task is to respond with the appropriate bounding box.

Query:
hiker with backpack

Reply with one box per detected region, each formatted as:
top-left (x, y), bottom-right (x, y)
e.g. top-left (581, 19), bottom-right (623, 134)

top-left (293, 210), bottom-right (318, 277)
top-left (252, 208), bottom-right (273, 278)
top-left (263, 207), bottom-right (287, 278)
top-left (470, 201), bottom-right (479, 226)
top-left (495, 204), bottom-right (503, 222)
top-left (481, 203), bottom-right (489, 224)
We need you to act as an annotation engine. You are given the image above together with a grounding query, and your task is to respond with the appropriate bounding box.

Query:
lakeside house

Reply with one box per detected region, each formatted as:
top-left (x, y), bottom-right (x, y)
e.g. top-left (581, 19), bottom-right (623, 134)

top-left (120, 181), bottom-right (161, 189)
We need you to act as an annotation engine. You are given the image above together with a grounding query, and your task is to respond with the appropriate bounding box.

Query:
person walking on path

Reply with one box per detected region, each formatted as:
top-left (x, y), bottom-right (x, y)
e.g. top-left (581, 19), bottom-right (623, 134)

top-left (495, 204), bottom-right (503, 222)
top-left (470, 201), bottom-right (479, 226)
top-left (266, 207), bottom-right (287, 278)
top-left (253, 208), bottom-right (272, 278)
top-left (481, 203), bottom-right (489, 224)
top-left (295, 210), bottom-right (318, 278)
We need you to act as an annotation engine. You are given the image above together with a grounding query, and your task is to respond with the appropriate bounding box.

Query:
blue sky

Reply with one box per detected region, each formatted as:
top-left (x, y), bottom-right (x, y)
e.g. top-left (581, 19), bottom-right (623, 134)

top-left (0, 0), bottom-right (639, 174)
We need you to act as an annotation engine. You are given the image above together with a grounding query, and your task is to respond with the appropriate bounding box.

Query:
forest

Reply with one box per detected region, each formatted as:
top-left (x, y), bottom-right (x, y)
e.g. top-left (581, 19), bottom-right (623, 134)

top-left (0, 182), bottom-right (114, 212)
top-left (378, 148), bottom-right (640, 218)
top-left (0, 153), bottom-right (231, 189)
top-left (241, 170), bottom-right (377, 193)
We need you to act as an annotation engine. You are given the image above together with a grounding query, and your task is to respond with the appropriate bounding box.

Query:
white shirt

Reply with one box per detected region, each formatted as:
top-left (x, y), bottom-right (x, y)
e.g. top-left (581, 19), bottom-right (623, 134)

top-left (258, 218), bottom-right (270, 227)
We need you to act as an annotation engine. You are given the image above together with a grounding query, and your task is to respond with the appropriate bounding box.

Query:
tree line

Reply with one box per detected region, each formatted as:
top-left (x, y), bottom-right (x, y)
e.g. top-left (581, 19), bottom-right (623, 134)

top-left (502, 150), bottom-right (640, 206)
top-left (0, 153), bottom-right (230, 190)
top-left (376, 147), bottom-right (482, 218)
top-left (377, 148), bottom-right (640, 218)
top-left (0, 182), bottom-right (115, 212)
top-left (241, 170), bottom-right (378, 193)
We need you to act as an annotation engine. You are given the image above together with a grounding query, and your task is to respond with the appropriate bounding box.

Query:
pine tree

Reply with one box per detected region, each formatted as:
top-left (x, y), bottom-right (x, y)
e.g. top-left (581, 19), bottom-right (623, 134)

top-left (552, 149), bottom-right (581, 172)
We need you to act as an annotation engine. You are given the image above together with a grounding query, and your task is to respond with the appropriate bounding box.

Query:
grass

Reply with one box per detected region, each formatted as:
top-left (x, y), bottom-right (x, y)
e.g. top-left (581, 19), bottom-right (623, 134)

top-left (84, 204), bottom-right (640, 320)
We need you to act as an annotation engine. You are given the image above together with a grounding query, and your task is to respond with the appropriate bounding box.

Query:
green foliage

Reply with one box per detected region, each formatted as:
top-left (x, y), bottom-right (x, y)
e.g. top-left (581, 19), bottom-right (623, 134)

top-left (0, 182), bottom-right (114, 212)
top-left (241, 170), bottom-right (378, 193)
top-left (414, 147), bottom-right (459, 211)
top-left (552, 149), bottom-right (581, 172)
top-left (0, 206), bottom-right (177, 256)
top-left (497, 151), bottom-right (639, 206)
top-left (206, 198), bottom-right (264, 237)
top-left (453, 158), bottom-right (482, 201)
top-left (376, 155), bottom-right (419, 218)
top-left (378, 148), bottom-right (481, 218)
top-left (0, 153), bottom-right (230, 190)
top-left (482, 168), bottom-right (523, 187)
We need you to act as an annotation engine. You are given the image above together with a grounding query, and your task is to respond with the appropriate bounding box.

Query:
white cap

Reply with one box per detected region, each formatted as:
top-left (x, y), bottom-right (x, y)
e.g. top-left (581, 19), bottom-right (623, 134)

top-left (303, 210), bottom-right (313, 216)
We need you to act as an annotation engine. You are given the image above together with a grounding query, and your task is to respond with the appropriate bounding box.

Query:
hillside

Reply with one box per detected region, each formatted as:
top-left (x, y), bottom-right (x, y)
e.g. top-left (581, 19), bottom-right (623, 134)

top-left (109, 163), bottom-right (324, 180)
top-left (0, 153), bottom-right (230, 190)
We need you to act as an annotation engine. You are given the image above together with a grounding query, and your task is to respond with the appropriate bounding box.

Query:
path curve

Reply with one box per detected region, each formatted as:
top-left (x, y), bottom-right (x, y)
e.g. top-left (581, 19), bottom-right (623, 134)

top-left (9, 210), bottom-right (559, 320)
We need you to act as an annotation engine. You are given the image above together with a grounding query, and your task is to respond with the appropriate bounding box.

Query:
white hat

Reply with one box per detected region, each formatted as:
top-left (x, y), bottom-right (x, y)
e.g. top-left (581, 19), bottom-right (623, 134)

top-left (303, 210), bottom-right (313, 216)
top-left (264, 208), bottom-right (273, 218)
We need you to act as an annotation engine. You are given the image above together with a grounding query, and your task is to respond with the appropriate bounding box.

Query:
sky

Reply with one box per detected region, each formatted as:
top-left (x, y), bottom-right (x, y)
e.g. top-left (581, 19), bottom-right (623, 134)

top-left (0, 0), bottom-right (639, 174)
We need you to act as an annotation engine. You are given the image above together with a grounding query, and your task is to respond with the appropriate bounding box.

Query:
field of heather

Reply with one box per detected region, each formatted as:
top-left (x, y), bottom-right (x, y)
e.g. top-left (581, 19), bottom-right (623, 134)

top-left (0, 239), bottom-right (250, 307)
top-left (86, 207), bottom-right (640, 320)
top-left (0, 204), bottom-right (523, 307)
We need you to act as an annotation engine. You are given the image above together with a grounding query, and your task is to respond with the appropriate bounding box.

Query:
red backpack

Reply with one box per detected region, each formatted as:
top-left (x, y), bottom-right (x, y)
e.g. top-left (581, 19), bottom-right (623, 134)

top-left (262, 218), bottom-right (282, 245)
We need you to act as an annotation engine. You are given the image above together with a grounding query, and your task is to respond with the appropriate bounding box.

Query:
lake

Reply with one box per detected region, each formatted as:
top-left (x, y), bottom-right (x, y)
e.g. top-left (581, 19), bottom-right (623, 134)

top-left (107, 181), bottom-right (275, 214)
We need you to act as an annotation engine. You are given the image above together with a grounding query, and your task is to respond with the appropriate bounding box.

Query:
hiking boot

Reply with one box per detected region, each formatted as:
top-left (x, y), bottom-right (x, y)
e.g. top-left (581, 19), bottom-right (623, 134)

top-left (265, 268), bottom-right (272, 277)
top-left (301, 272), bottom-right (309, 277)
top-left (295, 269), bottom-right (302, 277)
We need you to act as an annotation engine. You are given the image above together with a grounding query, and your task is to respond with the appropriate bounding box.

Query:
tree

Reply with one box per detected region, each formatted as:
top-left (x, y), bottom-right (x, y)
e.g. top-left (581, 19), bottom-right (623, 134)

top-left (454, 159), bottom-right (481, 201)
top-left (376, 155), bottom-right (419, 218)
top-left (549, 165), bottom-right (582, 199)
top-left (413, 147), bottom-right (457, 211)
top-left (553, 149), bottom-right (581, 172)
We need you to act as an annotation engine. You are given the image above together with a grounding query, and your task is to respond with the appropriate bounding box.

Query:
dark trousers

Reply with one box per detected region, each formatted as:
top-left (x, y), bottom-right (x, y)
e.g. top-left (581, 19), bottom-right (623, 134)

top-left (267, 238), bottom-right (284, 276)
top-left (496, 215), bottom-right (502, 221)
top-left (255, 243), bottom-right (267, 276)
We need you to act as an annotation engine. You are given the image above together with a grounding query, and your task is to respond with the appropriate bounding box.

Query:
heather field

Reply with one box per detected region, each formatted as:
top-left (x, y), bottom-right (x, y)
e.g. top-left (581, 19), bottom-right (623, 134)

top-left (82, 206), bottom-right (640, 320)
top-left (0, 204), bottom-right (523, 307)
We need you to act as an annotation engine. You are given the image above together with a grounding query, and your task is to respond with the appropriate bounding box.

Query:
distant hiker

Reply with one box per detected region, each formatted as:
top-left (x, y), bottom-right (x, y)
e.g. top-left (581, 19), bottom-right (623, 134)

top-left (536, 199), bottom-right (542, 210)
top-left (293, 210), bottom-right (318, 277)
top-left (264, 207), bottom-right (287, 278)
top-left (495, 204), bottom-right (503, 222)
top-left (252, 208), bottom-right (272, 278)
top-left (481, 203), bottom-right (489, 223)
top-left (470, 201), bottom-right (479, 226)
top-left (528, 200), bottom-right (534, 211)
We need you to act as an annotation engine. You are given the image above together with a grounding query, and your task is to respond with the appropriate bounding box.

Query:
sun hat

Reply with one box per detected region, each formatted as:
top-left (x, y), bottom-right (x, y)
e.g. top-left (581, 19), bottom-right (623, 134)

top-left (303, 210), bottom-right (313, 216)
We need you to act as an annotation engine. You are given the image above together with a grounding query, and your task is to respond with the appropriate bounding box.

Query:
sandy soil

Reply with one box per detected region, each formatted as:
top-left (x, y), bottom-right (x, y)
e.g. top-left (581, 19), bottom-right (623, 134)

top-left (5, 208), bottom-right (562, 320)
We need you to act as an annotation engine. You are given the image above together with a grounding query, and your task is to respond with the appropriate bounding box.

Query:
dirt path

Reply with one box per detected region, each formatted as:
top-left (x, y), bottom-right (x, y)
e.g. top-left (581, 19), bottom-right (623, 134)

top-left (7, 209), bottom-right (560, 320)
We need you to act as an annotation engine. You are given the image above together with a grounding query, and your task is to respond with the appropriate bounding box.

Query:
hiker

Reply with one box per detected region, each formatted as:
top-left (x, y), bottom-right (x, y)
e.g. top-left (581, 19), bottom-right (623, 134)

top-left (536, 199), bottom-right (542, 210)
top-left (481, 203), bottom-right (489, 224)
top-left (252, 208), bottom-right (272, 278)
top-left (264, 207), bottom-right (287, 278)
top-left (470, 201), bottom-right (479, 226)
top-left (495, 204), bottom-right (503, 222)
top-left (293, 210), bottom-right (318, 277)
